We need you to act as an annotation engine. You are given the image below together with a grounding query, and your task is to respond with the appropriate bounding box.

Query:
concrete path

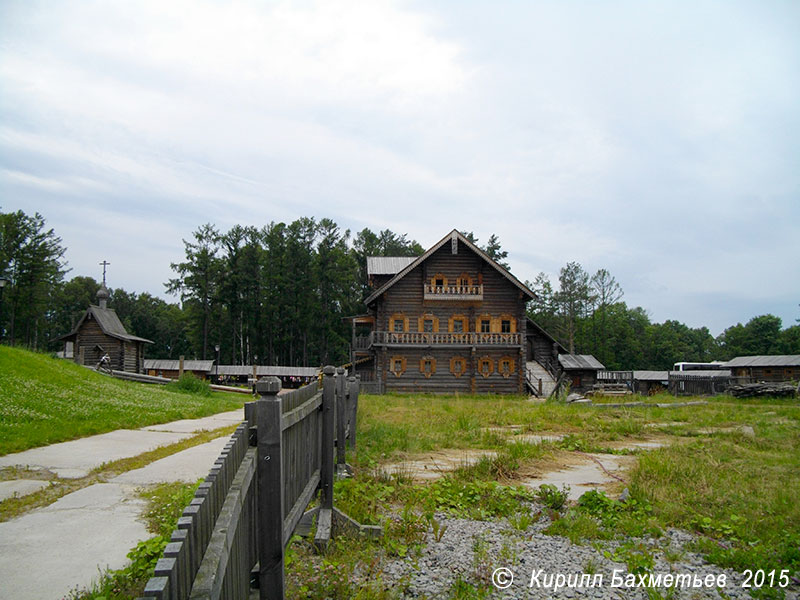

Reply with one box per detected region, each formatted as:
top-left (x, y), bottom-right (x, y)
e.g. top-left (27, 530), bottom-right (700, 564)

top-left (0, 410), bottom-right (242, 479)
top-left (0, 409), bottom-right (244, 600)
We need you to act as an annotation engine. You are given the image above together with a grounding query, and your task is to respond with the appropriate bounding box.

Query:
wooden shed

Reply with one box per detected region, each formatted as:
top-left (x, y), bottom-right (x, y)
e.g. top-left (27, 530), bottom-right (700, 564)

top-left (558, 354), bottom-right (605, 393)
top-left (144, 359), bottom-right (214, 380)
top-left (725, 355), bottom-right (800, 383)
top-left (58, 286), bottom-right (152, 373)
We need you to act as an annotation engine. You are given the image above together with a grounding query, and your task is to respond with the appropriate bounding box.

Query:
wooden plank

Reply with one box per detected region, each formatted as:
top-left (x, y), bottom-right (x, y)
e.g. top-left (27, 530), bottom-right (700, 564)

top-left (143, 576), bottom-right (169, 599)
top-left (280, 393), bottom-right (322, 432)
top-left (189, 448), bottom-right (257, 600)
top-left (282, 470), bottom-right (320, 547)
top-left (314, 508), bottom-right (332, 552)
top-left (154, 557), bottom-right (178, 600)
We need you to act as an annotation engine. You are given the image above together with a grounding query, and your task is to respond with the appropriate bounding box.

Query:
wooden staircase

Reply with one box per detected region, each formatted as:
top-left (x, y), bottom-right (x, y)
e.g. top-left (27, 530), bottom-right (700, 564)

top-left (526, 361), bottom-right (557, 397)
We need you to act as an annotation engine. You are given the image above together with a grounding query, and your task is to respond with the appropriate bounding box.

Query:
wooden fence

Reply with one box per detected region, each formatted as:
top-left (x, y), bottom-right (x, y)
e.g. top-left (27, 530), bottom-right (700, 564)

top-left (139, 366), bottom-right (372, 600)
top-left (668, 373), bottom-right (730, 396)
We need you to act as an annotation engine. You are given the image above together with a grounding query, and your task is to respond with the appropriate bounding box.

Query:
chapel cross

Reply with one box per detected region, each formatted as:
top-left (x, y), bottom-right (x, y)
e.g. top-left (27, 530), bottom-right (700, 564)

top-left (99, 260), bottom-right (110, 286)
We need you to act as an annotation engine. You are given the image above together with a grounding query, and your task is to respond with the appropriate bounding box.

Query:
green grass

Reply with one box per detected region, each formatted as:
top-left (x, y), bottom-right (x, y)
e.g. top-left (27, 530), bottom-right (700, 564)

top-left (0, 346), bottom-right (245, 455)
top-left (350, 391), bottom-right (800, 577)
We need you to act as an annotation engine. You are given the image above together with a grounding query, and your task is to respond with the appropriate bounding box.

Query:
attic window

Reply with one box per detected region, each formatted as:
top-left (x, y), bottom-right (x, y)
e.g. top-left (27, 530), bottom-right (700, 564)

top-left (501, 320), bottom-right (512, 333)
top-left (431, 273), bottom-right (448, 289)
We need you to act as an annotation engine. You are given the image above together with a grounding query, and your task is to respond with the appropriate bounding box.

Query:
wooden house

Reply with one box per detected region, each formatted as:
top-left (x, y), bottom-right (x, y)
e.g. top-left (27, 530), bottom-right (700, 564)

top-left (350, 230), bottom-right (535, 394)
top-left (725, 355), bottom-right (800, 383)
top-left (58, 286), bottom-right (152, 373)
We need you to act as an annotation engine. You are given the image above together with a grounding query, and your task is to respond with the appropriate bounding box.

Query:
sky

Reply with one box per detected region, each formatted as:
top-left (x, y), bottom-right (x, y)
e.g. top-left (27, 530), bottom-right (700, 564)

top-left (1, 0), bottom-right (798, 336)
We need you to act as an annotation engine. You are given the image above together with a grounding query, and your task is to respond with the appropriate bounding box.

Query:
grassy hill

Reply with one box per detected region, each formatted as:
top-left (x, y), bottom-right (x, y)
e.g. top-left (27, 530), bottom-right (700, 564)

top-left (0, 346), bottom-right (245, 455)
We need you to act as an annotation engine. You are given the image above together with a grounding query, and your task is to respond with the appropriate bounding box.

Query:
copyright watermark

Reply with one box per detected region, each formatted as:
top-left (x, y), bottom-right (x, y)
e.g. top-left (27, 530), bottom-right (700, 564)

top-left (488, 567), bottom-right (792, 592)
top-left (491, 568), bottom-right (514, 589)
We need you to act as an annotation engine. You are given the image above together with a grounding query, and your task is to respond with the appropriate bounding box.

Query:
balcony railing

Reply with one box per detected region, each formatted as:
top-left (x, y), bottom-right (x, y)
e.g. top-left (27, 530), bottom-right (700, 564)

top-left (372, 331), bottom-right (521, 346)
top-left (423, 283), bottom-right (483, 301)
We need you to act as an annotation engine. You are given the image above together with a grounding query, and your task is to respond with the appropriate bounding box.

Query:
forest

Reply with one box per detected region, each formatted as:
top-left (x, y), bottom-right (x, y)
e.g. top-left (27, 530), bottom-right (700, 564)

top-left (1, 208), bottom-right (798, 371)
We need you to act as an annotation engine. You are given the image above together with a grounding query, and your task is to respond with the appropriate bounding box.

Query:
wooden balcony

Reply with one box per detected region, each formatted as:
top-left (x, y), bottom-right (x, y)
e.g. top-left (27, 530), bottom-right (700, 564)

top-left (423, 283), bottom-right (483, 301)
top-left (372, 331), bottom-right (521, 346)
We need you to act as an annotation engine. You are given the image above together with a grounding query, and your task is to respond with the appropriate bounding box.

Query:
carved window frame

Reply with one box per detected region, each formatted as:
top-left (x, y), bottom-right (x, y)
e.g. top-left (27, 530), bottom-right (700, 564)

top-left (431, 273), bottom-right (448, 288)
top-left (498, 356), bottom-right (516, 378)
top-left (448, 314), bottom-right (469, 333)
top-left (478, 313), bottom-right (492, 334)
top-left (499, 314), bottom-right (516, 333)
top-left (419, 355), bottom-right (437, 378)
top-left (450, 355), bottom-right (467, 378)
top-left (389, 312), bottom-right (409, 333)
top-left (478, 356), bottom-right (494, 378)
top-left (456, 272), bottom-right (473, 288)
top-left (390, 356), bottom-right (407, 377)
top-left (417, 313), bottom-right (439, 333)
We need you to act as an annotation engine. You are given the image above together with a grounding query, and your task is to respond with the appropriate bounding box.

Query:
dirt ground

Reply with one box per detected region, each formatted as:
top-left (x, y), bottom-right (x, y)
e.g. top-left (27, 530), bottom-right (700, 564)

top-left (379, 431), bottom-right (678, 499)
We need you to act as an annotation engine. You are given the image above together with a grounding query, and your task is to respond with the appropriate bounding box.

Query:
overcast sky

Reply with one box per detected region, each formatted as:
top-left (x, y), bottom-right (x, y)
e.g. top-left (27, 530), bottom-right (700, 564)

top-left (1, 0), bottom-right (798, 336)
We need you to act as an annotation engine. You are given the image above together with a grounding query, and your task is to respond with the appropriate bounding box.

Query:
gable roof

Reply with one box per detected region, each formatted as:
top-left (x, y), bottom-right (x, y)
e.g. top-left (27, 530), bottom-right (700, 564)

top-left (59, 305), bottom-right (153, 344)
top-left (365, 229), bottom-right (535, 306)
top-left (559, 354), bottom-right (605, 370)
top-left (725, 355), bottom-right (800, 368)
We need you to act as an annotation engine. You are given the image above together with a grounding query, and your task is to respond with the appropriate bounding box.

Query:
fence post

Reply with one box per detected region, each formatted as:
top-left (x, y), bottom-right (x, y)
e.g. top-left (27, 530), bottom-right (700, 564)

top-left (256, 376), bottom-right (284, 600)
top-left (336, 367), bottom-right (347, 470)
top-left (347, 376), bottom-right (359, 451)
top-left (316, 366), bottom-right (336, 550)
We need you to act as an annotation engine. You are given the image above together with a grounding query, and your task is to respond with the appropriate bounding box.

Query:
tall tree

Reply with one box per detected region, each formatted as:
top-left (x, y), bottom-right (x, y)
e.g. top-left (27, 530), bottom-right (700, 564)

top-left (589, 268), bottom-right (623, 366)
top-left (555, 261), bottom-right (592, 353)
top-left (165, 224), bottom-right (222, 360)
top-left (0, 210), bottom-right (68, 348)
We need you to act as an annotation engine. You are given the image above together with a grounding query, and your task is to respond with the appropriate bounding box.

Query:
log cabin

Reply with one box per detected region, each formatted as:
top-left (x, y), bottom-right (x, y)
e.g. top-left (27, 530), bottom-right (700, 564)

top-left (350, 229), bottom-right (536, 394)
top-left (58, 285), bottom-right (152, 373)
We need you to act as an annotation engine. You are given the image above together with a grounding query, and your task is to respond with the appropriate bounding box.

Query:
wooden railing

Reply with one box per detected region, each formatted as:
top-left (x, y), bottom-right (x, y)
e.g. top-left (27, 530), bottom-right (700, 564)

top-left (373, 331), bottom-right (521, 346)
top-left (140, 367), bottom-right (373, 600)
top-left (423, 283), bottom-right (483, 300)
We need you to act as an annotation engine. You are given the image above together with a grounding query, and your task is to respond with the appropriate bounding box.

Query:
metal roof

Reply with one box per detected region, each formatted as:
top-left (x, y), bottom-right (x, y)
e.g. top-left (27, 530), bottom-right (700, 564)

top-left (144, 359), bottom-right (214, 372)
top-left (367, 256), bottom-right (417, 276)
top-left (559, 354), bottom-right (605, 370)
top-left (725, 355), bottom-right (800, 368)
top-left (365, 230), bottom-right (535, 306)
top-left (59, 305), bottom-right (153, 344)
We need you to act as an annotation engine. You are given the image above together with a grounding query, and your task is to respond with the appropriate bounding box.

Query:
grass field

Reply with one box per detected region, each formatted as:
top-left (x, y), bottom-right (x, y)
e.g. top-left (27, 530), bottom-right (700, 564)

top-left (341, 392), bottom-right (800, 585)
top-left (0, 346), bottom-right (245, 455)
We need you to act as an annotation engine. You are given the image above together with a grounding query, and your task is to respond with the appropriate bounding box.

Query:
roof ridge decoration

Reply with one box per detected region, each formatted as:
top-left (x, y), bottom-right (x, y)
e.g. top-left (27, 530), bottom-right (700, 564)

top-left (365, 229), bottom-right (535, 306)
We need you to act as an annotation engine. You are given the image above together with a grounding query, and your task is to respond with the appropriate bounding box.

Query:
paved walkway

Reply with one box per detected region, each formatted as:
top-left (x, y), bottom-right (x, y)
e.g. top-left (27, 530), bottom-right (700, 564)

top-left (0, 409), bottom-right (244, 600)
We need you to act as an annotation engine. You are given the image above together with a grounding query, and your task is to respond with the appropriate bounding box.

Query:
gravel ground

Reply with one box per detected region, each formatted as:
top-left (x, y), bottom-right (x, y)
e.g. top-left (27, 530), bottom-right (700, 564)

top-left (377, 505), bottom-right (799, 600)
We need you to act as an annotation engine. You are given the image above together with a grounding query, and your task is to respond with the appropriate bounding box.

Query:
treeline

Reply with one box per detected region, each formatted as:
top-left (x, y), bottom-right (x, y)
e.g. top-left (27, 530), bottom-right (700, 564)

top-left (2, 208), bottom-right (798, 370)
top-left (527, 262), bottom-right (800, 370)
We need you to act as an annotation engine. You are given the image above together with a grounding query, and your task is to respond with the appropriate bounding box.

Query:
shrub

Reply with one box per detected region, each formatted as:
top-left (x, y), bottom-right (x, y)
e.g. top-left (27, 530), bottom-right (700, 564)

top-left (167, 373), bottom-right (211, 396)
